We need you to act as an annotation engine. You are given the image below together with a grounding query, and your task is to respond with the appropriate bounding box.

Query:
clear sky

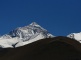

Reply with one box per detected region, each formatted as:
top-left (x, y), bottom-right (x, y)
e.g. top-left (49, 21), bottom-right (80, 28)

top-left (0, 0), bottom-right (81, 36)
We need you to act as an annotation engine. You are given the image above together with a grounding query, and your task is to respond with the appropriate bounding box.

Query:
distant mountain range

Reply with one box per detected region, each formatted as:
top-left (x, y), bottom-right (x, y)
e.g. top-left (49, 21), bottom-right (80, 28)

top-left (0, 22), bottom-right (81, 48)
top-left (0, 22), bottom-right (81, 60)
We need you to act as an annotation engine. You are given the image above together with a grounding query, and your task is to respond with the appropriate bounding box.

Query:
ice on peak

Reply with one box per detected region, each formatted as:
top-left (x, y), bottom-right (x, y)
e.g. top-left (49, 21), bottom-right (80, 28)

top-left (5, 22), bottom-right (54, 41)
top-left (29, 22), bottom-right (43, 29)
top-left (30, 22), bottom-right (39, 26)
top-left (67, 32), bottom-right (81, 43)
top-left (0, 22), bottom-right (54, 48)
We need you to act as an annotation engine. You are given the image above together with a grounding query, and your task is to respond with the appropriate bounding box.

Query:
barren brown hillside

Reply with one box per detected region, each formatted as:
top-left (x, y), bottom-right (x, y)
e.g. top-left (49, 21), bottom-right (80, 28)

top-left (0, 36), bottom-right (81, 60)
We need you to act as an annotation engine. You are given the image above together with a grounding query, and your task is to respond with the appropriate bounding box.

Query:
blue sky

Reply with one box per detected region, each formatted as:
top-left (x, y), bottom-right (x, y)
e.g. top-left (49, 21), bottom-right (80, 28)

top-left (0, 0), bottom-right (81, 36)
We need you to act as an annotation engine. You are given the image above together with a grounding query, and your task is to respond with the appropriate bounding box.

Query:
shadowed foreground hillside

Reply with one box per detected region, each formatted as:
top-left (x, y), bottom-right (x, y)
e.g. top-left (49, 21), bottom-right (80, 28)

top-left (0, 36), bottom-right (81, 60)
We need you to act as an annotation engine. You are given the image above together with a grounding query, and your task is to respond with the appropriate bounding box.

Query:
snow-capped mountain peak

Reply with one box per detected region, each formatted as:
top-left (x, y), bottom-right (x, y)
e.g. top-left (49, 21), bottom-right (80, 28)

top-left (67, 32), bottom-right (81, 43)
top-left (0, 22), bottom-right (54, 48)
top-left (8, 22), bottom-right (53, 40)
top-left (30, 22), bottom-right (40, 26)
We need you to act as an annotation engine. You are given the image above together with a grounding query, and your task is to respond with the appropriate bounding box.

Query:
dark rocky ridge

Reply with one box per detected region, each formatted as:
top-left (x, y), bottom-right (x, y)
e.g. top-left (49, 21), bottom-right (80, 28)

top-left (0, 36), bottom-right (81, 60)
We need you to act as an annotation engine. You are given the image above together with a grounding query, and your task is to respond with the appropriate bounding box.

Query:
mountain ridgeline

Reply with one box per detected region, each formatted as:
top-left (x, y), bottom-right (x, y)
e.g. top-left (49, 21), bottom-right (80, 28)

top-left (0, 36), bottom-right (81, 60)
top-left (0, 22), bottom-right (81, 60)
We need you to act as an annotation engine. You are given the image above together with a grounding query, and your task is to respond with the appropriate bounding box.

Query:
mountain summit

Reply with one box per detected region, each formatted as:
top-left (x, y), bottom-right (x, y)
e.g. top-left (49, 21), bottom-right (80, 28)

top-left (8, 22), bottom-right (54, 40)
top-left (0, 22), bottom-right (54, 48)
top-left (67, 32), bottom-right (81, 43)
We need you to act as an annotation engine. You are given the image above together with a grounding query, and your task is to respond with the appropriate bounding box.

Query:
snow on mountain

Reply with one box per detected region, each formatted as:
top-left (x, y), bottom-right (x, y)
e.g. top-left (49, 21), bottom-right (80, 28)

top-left (67, 32), bottom-right (81, 43)
top-left (0, 38), bottom-right (20, 48)
top-left (0, 22), bottom-right (54, 48)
